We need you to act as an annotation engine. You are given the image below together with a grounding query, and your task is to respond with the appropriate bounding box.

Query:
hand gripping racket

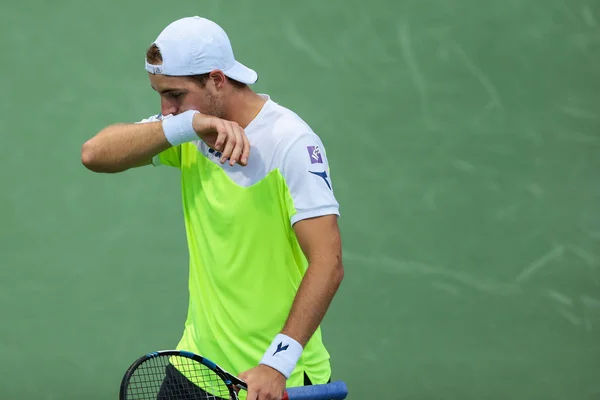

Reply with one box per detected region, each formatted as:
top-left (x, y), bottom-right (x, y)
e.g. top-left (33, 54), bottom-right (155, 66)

top-left (119, 350), bottom-right (348, 400)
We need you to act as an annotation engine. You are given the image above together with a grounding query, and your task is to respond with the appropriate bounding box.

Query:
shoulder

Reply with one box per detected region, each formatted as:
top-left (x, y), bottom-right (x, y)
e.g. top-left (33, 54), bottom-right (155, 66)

top-left (261, 99), bottom-right (324, 157)
top-left (260, 102), bottom-right (333, 182)
top-left (260, 102), bottom-right (339, 224)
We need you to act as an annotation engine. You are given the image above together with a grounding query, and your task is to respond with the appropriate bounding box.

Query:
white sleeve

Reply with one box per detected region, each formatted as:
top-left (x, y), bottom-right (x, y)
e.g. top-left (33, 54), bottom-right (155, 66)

top-left (280, 133), bottom-right (340, 225)
top-left (135, 113), bottom-right (163, 124)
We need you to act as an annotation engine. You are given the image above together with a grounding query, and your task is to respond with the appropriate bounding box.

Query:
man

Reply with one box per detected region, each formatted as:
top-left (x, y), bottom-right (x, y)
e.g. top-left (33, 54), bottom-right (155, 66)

top-left (81, 16), bottom-right (344, 400)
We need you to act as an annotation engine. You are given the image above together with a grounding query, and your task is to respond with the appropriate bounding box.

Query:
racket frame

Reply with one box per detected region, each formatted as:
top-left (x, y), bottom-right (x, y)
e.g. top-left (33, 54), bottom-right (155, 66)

top-left (119, 349), bottom-right (246, 400)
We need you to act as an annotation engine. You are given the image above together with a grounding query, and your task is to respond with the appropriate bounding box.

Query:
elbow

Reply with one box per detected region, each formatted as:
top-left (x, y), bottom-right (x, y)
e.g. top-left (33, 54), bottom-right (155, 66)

top-left (81, 140), bottom-right (103, 172)
top-left (81, 140), bottom-right (96, 170)
top-left (333, 259), bottom-right (345, 287)
top-left (81, 140), bottom-right (118, 173)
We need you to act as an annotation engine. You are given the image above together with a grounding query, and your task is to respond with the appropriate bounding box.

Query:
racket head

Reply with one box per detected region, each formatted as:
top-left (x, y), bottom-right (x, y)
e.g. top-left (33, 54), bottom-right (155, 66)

top-left (119, 350), bottom-right (245, 400)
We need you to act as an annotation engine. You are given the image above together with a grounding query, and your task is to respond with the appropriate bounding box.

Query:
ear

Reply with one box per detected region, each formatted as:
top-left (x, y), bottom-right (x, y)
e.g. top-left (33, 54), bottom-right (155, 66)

top-left (208, 70), bottom-right (227, 89)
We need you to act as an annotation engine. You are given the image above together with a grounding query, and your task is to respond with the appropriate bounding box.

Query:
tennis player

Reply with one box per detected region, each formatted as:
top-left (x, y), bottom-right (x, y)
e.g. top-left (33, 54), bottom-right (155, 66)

top-left (82, 16), bottom-right (344, 400)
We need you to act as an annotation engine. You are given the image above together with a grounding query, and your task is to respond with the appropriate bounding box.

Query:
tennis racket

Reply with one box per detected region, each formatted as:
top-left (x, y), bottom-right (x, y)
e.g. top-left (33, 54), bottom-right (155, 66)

top-left (119, 350), bottom-right (348, 400)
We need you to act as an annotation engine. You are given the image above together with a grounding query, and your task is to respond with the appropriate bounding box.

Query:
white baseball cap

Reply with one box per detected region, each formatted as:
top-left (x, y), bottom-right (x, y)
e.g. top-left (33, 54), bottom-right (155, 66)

top-left (145, 16), bottom-right (258, 84)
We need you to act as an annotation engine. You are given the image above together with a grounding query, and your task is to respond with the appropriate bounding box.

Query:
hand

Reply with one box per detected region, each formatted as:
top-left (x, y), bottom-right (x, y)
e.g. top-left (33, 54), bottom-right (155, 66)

top-left (238, 364), bottom-right (287, 400)
top-left (192, 113), bottom-right (250, 166)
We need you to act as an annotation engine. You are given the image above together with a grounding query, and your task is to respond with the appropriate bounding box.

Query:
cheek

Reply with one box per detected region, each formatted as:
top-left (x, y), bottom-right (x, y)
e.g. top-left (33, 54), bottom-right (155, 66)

top-left (184, 95), bottom-right (212, 114)
top-left (160, 97), bottom-right (178, 114)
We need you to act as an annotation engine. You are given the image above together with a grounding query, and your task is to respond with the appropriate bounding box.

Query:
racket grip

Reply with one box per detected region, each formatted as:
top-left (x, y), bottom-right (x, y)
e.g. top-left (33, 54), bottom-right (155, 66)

top-left (282, 381), bottom-right (348, 400)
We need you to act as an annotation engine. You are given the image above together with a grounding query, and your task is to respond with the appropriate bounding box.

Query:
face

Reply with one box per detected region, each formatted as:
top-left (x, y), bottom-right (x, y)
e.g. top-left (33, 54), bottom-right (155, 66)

top-left (148, 71), bottom-right (226, 118)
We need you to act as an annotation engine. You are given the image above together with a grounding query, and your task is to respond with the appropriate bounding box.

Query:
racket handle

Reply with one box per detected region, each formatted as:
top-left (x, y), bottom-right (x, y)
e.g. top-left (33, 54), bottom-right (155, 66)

top-left (282, 380), bottom-right (348, 400)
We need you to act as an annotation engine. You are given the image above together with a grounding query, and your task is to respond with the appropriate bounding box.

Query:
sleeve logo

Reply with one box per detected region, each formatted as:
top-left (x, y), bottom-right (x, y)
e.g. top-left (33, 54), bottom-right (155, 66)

top-left (307, 146), bottom-right (323, 164)
top-left (309, 171), bottom-right (332, 190)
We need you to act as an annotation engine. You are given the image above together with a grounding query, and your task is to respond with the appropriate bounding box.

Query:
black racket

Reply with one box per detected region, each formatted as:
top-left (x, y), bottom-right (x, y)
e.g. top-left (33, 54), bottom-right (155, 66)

top-left (119, 350), bottom-right (348, 400)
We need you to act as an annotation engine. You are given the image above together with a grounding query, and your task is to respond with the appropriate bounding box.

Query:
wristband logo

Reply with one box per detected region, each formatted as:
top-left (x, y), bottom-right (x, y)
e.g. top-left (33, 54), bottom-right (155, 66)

top-left (273, 342), bottom-right (289, 356)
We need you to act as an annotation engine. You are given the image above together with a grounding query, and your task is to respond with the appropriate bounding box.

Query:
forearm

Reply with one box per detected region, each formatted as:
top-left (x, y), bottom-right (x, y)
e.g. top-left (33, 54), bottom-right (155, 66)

top-left (81, 121), bottom-right (171, 173)
top-left (281, 259), bottom-right (344, 347)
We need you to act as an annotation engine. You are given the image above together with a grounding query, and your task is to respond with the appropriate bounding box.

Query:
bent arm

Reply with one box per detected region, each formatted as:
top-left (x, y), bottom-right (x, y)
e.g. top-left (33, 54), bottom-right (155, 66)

top-left (81, 121), bottom-right (171, 173)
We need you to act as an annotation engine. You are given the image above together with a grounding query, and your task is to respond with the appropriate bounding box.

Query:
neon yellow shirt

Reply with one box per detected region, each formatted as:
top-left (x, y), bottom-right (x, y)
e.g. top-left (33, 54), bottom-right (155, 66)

top-left (147, 94), bottom-right (340, 388)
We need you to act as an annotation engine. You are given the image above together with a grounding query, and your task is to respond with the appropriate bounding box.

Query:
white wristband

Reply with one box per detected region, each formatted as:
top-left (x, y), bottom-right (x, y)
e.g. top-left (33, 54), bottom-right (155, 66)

top-left (161, 110), bottom-right (200, 146)
top-left (259, 334), bottom-right (303, 379)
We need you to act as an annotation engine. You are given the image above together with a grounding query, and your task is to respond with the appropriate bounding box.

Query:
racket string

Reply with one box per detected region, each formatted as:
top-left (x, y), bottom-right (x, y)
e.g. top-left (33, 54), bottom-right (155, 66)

top-left (125, 355), bottom-right (232, 400)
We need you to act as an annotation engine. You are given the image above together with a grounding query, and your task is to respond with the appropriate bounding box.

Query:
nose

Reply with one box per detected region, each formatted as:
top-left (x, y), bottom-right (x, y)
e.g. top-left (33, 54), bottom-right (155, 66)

top-left (161, 98), bottom-right (177, 116)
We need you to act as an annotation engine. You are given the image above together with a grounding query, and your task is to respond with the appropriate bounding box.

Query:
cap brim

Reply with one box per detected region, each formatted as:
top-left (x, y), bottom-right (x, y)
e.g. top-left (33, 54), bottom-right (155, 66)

top-left (222, 61), bottom-right (258, 85)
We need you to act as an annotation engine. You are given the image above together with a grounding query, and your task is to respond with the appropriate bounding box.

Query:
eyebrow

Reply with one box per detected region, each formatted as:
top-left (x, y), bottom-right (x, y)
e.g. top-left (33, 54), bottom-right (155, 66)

top-left (151, 86), bottom-right (184, 95)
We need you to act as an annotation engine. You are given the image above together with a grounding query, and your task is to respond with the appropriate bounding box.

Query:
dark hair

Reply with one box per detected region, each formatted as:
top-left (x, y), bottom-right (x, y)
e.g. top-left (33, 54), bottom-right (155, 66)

top-left (146, 44), bottom-right (246, 89)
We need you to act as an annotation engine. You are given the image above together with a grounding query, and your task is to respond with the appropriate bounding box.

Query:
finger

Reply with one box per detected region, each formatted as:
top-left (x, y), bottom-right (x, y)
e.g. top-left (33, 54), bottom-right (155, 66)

top-left (239, 125), bottom-right (251, 166)
top-left (271, 389), bottom-right (283, 400)
top-left (228, 124), bottom-right (245, 166)
top-left (219, 122), bottom-right (237, 164)
top-left (228, 125), bottom-right (243, 166)
top-left (246, 388), bottom-right (258, 400)
top-left (213, 119), bottom-right (227, 152)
